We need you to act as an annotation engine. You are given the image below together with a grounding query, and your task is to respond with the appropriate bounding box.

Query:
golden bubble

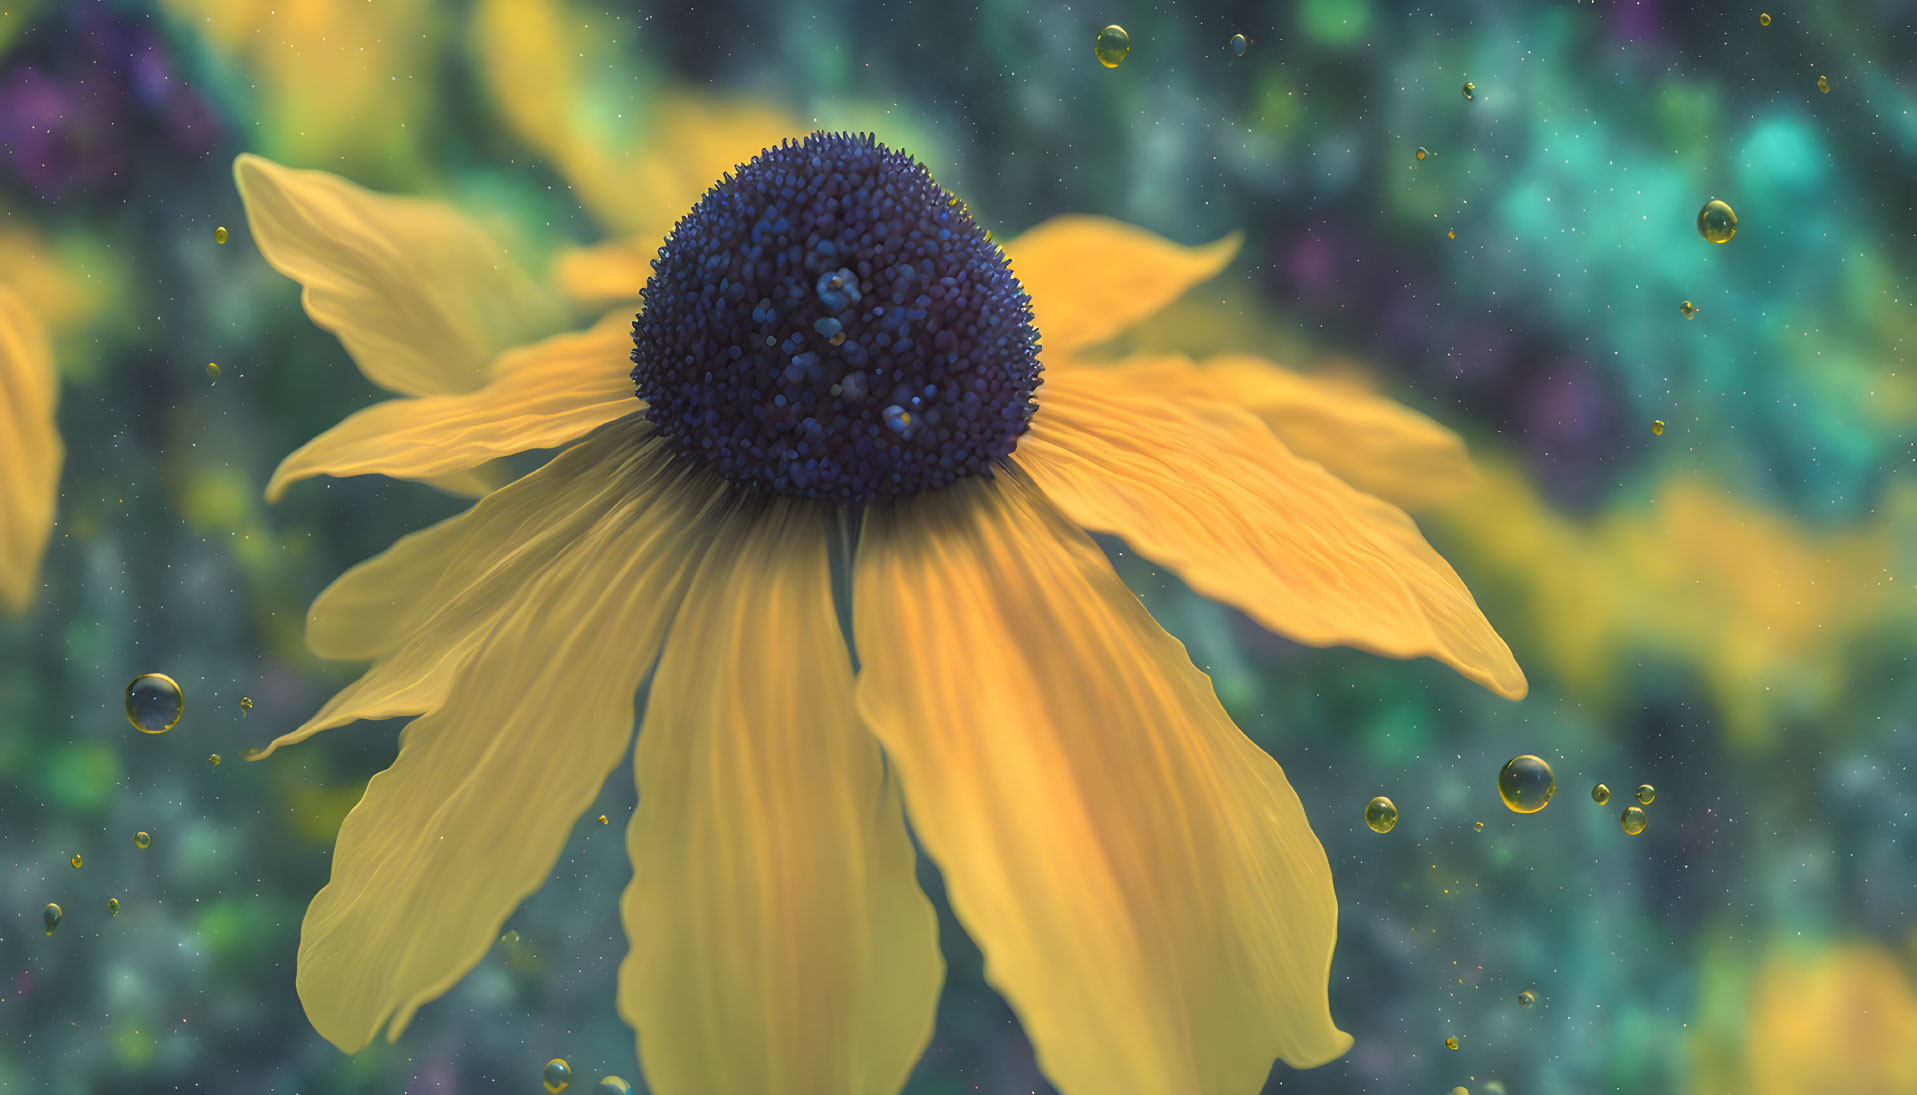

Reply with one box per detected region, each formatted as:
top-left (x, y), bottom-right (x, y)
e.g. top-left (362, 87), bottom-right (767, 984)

top-left (1592, 783), bottom-right (1610, 805)
top-left (209, 753), bottom-right (221, 766)
top-left (543, 1058), bottom-right (572, 1093)
top-left (1094, 24), bottom-right (1130, 68)
top-left (71, 854), bottom-right (82, 869)
top-left (239, 696), bottom-right (253, 715)
top-left (596, 1079), bottom-right (633, 1095)
top-left (500, 929), bottom-right (521, 946)
top-left (206, 362), bottom-right (220, 380)
top-left (125, 673), bottom-right (184, 734)
top-left (214, 226), bottom-right (228, 244)
top-left (1498, 754), bottom-right (1556, 814)
top-left (1445, 1036), bottom-right (1460, 1050)
top-left (1416, 146), bottom-right (1429, 160)
top-left (1473, 820), bottom-right (1484, 832)
top-left (597, 814), bottom-right (609, 825)
top-left (43, 903), bottom-right (62, 934)
top-left (107, 897), bottom-right (120, 916)
top-left (1652, 419), bottom-right (1666, 436)
top-left (1636, 783), bottom-right (1656, 805)
top-left (1680, 300), bottom-right (1698, 319)
top-left (1461, 81), bottom-right (1476, 100)
top-left (1697, 199), bottom-right (1738, 244)
top-left (1450, 1088), bottom-right (1471, 1095)
top-left (1620, 806), bottom-right (1648, 835)
top-left (1817, 74), bottom-right (1829, 94)
top-left (1518, 989), bottom-right (1536, 1007)
top-left (1364, 795), bottom-right (1398, 834)
top-left (1447, 228), bottom-right (1456, 239)
top-left (1759, 12), bottom-right (1771, 24)
top-left (134, 831), bottom-right (151, 850)
top-left (1229, 33), bottom-right (1249, 57)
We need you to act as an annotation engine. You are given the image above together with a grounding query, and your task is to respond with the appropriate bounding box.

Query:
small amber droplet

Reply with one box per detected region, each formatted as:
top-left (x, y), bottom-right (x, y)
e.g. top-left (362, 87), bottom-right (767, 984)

top-left (107, 897), bottom-right (120, 916)
top-left (1697, 199), bottom-right (1738, 243)
top-left (1518, 989), bottom-right (1536, 1007)
top-left (206, 362), bottom-right (220, 380)
top-left (1636, 783), bottom-right (1656, 805)
top-left (214, 226), bottom-right (228, 244)
top-left (1416, 146), bottom-right (1429, 160)
top-left (125, 673), bottom-right (184, 734)
top-left (239, 696), bottom-right (253, 715)
top-left (500, 929), bottom-right (521, 946)
top-left (1229, 33), bottom-right (1249, 57)
top-left (1620, 806), bottom-right (1648, 835)
top-left (543, 1058), bottom-right (573, 1093)
top-left (1652, 419), bottom-right (1666, 436)
top-left (1447, 228), bottom-right (1456, 239)
top-left (1445, 1036), bottom-right (1460, 1050)
top-left (1817, 74), bottom-right (1829, 94)
top-left (208, 753), bottom-right (221, 766)
top-left (595, 1079), bottom-right (633, 1095)
top-left (43, 903), bottom-right (62, 934)
top-left (1680, 300), bottom-right (1698, 319)
top-left (1473, 820), bottom-right (1484, 832)
top-left (1498, 755), bottom-right (1556, 814)
top-left (1592, 783), bottom-right (1611, 805)
top-left (597, 814), bottom-right (609, 826)
top-left (71, 854), bottom-right (82, 869)
top-left (1364, 795), bottom-right (1398, 833)
top-left (134, 831), bottom-right (151, 850)
top-left (1461, 81), bottom-right (1476, 100)
top-left (1094, 24), bottom-right (1131, 68)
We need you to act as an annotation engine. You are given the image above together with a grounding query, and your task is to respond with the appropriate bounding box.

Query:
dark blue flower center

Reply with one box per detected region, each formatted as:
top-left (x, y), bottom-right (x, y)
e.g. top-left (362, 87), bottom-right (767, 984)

top-left (631, 132), bottom-right (1042, 504)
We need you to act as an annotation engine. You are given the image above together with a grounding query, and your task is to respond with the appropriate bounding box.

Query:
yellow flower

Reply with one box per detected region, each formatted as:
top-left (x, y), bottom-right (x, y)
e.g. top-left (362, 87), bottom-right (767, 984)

top-left (239, 129), bottom-right (1522, 1095)
top-left (0, 283), bottom-right (62, 615)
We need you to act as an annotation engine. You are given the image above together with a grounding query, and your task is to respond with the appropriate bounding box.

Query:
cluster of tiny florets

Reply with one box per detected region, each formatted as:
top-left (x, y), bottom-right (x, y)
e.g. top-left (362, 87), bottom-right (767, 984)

top-left (630, 131), bottom-right (1042, 504)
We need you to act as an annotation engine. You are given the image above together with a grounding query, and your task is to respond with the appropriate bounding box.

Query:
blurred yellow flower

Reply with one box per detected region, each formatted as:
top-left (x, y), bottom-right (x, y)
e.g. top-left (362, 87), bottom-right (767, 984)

top-left (238, 123), bottom-right (1521, 1095)
top-left (0, 283), bottom-right (61, 615)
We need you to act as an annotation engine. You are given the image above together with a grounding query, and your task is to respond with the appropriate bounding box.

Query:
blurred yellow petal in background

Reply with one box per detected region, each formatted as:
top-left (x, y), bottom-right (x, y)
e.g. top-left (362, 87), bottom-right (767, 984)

top-left (0, 285), bottom-right (61, 614)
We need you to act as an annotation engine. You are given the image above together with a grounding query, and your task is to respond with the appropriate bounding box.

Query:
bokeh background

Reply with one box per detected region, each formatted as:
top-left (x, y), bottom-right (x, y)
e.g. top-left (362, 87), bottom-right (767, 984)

top-left (4, 0), bottom-right (1916, 1091)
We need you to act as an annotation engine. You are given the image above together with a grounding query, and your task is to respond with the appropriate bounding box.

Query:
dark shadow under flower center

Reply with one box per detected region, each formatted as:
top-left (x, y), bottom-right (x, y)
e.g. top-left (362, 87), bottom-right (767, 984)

top-left (631, 131), bottom-right (1042, 504)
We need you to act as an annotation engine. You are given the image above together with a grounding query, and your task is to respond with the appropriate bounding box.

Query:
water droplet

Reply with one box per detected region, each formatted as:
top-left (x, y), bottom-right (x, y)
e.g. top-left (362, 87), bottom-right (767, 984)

top-left (206, 362), bottom-right (220, 380)
top-left (1817, 74), bottom-right (1829, 93)
top-left (125, 673), bottom-right (184, 734)
top-left (1697, 199), bottom-right (1738, 244)
top-left (500, 929), bottom-right (520, 946)
top-left (883, 405), bottom-right (914, 434)
top-left (597, 814), bottom-right (609, 825)
top-left (1620, 806), bottom-right (1648, 835)
top-left (1518, 989), bottom-right (1536, 1007)
top-left (1680, 300), bottom-right (1698, 319)
top-left (239, 696), bottom-right (253, 715)
top-left (1498, 755), bottom-right (1556, 814)
top-left (1461, 81), bottom-right (1476, 100)
top-left (1447, 228), bottom-right (1456, 239)
top-left (1759, 12), bottom-right (1771, 24)
top-left (1635, 784), bottom-right (1656, 805)
top-left (1449, 1088), bottom-right (1470, 1095)
top-left (107, 897), bottom-right (119, 916)
top-left (70, 854), bottom-right (82, 869)
top-left (43, 903), bottom-right (62, 934)
top-left (595, 1079), bottom-right (633, 1095)
top-left (1445, 1036), bottom-right (1460, 1050)
top-left (543, 1058), bottom-right (573, 1093)
top-left (214, 226), bottom-right (228, 244)
top-left (1473, 820), bottom-right (1484, 832)
top-left (1364, 795), bottom-right (1398, 834)
top-left (208, 753), bottom-right (221, 766)
top-left (1415, 146), bottom-right (1429, 160)
top-left (1229, 33), bottom-right (1248, 57)
top-left (1094, 24), bottom-right (1130, 68)
top-left (1652, 419), bottom-right (1666, 436)
top-left (1591, 783), bottom-right (1611, 805)
top-left (134, 831), bottom-right (151, 850)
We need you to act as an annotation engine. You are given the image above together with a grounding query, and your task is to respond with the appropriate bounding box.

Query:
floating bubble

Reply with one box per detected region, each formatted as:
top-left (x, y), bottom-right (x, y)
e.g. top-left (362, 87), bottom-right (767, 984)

top-left (1817, 74), bottom-right (1829, 94)
top-left (1445, 1036), bottom-right (1460, 1050)
top-left (209, 753), bottom-right (221, 766)
top-left (1518, 989), bottom-right (1536, 1007)
top-left (1636, 784), bottom-right (1656, 805)
top-left (1592, 783), bottom-right (1610, 805)
top-left (543, 1058), bottom-right (572, 1093)
top-left (1697, 199), bottom-right (1738, 244)
top-left (71, 854), bottom-right (82, 869)
top-left (107, 897), bottom-right (119, 916)
top-left (134, 831), bottom-right (151, 850)
top-left (596, 1079), bottom-right (632, 1095)
top-left (1450, 1089), bottom-right (1470, 1095)
top-left (206, 362), bottom-right (220, 380)
top-left (214, 226), bottom-right (228, 244)
top-left (1680, 300), bottom-right (1698, 319)
top-left (1416, 146), bottom-right (1429, 161)
top-left (1620, 806), bottom-right (1648, 835)
top-left (239, 696), bottom-right (253, 715)
top-left (1473, 820), bottom-right (1484, 832)
top-left (1448, 228), bottom-right (1456, 239)
top-left (1229, 33), bottom-right (1248, 57)
top-left (1461, 81), bottom-right (1476, 100)
top-left (43, 903), bottom-right (62, 934)
top-left (125, 673), bottom-right (184, 734)
top-left (1759, 12), bottom-right (1771, 24)
top-left (1652, 419), bottom-right (1666, 436)
top-left (500, 929), bottom-right (521, 946)
top-left (1364, 795), bottom-right (1398, 834)
top-left (1498, 755), bottom-right (1556, 814)
top-left (1094, 25), bottom-right (1130, 68)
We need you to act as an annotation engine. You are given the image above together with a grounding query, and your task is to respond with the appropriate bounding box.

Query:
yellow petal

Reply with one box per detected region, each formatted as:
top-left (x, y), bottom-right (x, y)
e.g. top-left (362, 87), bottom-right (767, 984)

top-left (1101, 353), bottom-right (1478, 509)
top-left (1018, 363), bottom-right (1526, 699)
top-left (256, 419), bottom-right (700, 758)
top-left (234, 153), bottom-right (555, 398)
top-left (422, 462), bottom-right (509, 500)
top-left (289, 425), bottom-right (727, 1052)
top-left (1001, 215), bottom-right (1240, 351)
top-left (265, 317), bottom-right (638, 501)
top-left (621, 499), bottom-right (942, 1095)
top-left (0, 286), bottom-right (61, 614)
top-left (854, 472), bottom-right (1350, 1095)
top-left (554, 239), bottom-right (654, 303)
